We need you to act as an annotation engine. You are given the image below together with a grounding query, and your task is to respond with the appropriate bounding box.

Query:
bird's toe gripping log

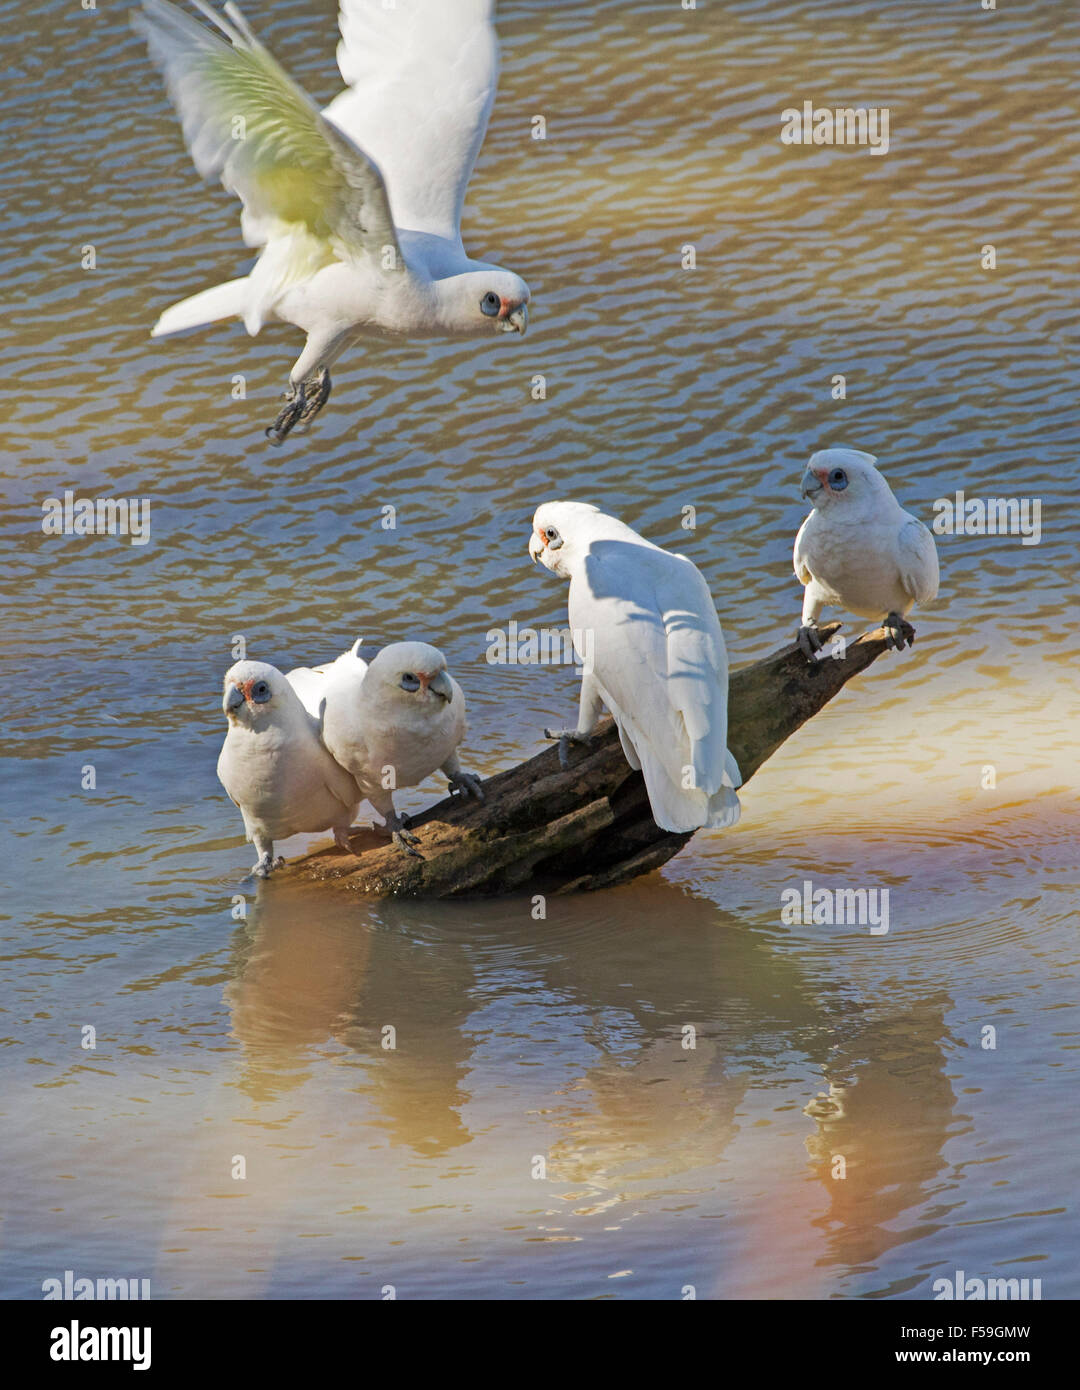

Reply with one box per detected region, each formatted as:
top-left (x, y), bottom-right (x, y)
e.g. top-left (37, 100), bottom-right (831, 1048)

top-left (283, 621), bottom-right (900, 899)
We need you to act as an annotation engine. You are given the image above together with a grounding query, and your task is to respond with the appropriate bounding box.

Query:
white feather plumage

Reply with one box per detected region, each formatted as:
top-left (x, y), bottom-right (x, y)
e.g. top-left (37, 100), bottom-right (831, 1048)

top-left (216, 659), bottom-right (360, 876)
top-left (530, 502), bottom-right (742, 835)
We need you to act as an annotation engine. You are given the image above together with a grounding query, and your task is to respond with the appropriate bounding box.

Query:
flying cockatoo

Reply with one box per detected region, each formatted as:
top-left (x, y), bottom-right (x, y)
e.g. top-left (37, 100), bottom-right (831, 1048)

top-left (287, 640), bottom-right (483, 857)
top-left (217, 659), bottom-right (361, 877)
top-left (134, 0), bottom-right (530, 442)
top-left (529, 502), bottom-right (742, 835)
top-left (794, 447), bottom-right (940, 659)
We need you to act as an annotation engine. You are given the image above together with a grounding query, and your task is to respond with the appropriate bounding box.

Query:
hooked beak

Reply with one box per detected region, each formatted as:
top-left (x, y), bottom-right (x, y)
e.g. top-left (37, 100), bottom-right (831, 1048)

top-left (225, 683), bottom-right (245, 713)
top-left (504, 304), bottom-right (528, 335)
top-left (800, 466), bottom-right (825, 500)
top-left (428, 670), bottom-right (453, 703)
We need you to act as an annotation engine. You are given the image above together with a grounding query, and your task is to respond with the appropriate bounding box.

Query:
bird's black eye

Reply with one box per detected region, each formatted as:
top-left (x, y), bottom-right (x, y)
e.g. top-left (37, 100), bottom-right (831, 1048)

top-left (480, 291), bottom-right (501, 316)
top-left (829, 468), bottom-right (849, 490)
top-left (400, 672), bottom-right (421, 692)
top-left (251, 680), bottom-right (271, 703)
top-left (545, 527), bottom-right (557, 540)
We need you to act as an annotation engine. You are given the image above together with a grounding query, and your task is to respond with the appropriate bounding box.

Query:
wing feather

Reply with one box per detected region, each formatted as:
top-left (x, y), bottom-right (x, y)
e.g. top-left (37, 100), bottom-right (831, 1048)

top-left (793, 516), bottom-right (813, 586)
top-left (325, 0), bottom-right (499, 242)
top-left (135, 1), bottom-right (400, 273)
top-left (896, 517), bottom-right (940, 606)
top-left (571, 538), bottom-right (739, 828)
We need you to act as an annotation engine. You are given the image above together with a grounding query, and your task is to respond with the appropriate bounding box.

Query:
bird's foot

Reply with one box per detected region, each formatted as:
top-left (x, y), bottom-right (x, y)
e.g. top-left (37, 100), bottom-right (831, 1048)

top-left (544, 727), bottom-right (593, 770)
top-left (447, 771), bottom-right (485, 802)
top-left (265, 368), bottom-right (331, 444)
top-left (387, 814), bottom-right (424, 859)
top-left (251, 853), bottom-right (285, 879)
top-left (266, 381), bottom-right (307, 445)
top-left (391, 828), bottom-right (424, 859)
top-left (797, 623), bottom-right (825, 662)
top-left (333, 826), bottom-right (354, 851)
top-left (882, 612), bottom-right (916, 651)
top-left (295, 367), bottom-right (331, 431)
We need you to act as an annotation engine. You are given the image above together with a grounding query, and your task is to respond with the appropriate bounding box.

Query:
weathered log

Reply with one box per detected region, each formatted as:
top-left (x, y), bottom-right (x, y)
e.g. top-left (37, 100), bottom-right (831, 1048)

top-left (284, 621), bottom-right (906, 898)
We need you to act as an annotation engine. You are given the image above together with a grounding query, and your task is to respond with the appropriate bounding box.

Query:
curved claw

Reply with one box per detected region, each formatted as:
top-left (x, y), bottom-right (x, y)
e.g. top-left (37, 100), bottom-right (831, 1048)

top-left (883, 612), bottom-right (915, 652)
top-left (295, 368), bottom-right (331, 431)
top-left (797, 623), bottom-right (824, 662)
top-left (544, 727), bottom-right (591, 771)
top-left (266, 383), bottom-right (306, 446)
top-left (391, 829), bottom-right (425, 859)
top-left (448, 772), bottom-right (485, 802)
top-left (265, 368), bottom-right (331, 444)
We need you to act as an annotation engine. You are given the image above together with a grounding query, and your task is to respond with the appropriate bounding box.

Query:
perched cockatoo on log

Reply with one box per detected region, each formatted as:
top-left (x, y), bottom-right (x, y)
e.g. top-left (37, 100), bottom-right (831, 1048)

top-left (217, 659), bottom-right (360, 877)
top-left (288, 641), bottom-right (483, 857)
top-left (529, 502), bottom-right (742, 835)
top-left (794, 448), bottom-right (939, 659)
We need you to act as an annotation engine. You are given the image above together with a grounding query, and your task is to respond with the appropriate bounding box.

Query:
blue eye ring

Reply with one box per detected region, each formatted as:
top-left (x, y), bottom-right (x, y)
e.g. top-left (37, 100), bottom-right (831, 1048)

top-left (400, 672), bottom-right (421, 692)
top-left (251, 680), bottom-right (271, 703)
top-left (480, 291), bottom-right (501, 317)
top-left (829, 468), bottom-right (849, 490)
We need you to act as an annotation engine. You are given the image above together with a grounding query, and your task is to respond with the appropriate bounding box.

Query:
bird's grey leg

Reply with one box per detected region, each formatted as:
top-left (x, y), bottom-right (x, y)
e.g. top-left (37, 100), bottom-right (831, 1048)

top-left (545, 674), bottom-right (603, 770)
top-left (797, 621), bottom-right (825, 662)
top-left (267, 328), bottom-right (351, 443)
top-left (251, 835), bottom-right (282, 878)
top-left (442, 751), bottom-right (485, 802)
top-left (883, 611), bottom-right (914, 651)
top-left (333, 825), bottom-right (354, 850)
top-left (798, 590), bottom-right (827, 663)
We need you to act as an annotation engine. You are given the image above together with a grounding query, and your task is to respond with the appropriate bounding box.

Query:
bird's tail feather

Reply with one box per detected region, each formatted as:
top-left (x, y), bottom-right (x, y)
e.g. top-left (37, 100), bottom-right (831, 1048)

top-left (151, 278), bottom-right (250, 337)
top-left (629, 741), bottom-right (740, 834)
top-left (616, 711), bottom-right (742, 834)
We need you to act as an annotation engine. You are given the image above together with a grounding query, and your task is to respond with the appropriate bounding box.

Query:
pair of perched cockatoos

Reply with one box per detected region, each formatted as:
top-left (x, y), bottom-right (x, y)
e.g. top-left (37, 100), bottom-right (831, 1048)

top-left (217, 641), bottom-right (482, 877)
top-left (134, 0), bottom-right (529, 441)
top-left (531, 452), bottom-right (938, 837)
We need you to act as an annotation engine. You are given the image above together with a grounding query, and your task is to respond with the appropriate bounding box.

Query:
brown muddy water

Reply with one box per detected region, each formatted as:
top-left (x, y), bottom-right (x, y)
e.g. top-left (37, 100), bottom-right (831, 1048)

top-left (1, 0), bottom-right (1077, 1299)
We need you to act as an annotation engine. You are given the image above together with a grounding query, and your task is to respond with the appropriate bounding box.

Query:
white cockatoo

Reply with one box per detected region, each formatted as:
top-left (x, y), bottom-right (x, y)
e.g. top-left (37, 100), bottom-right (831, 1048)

top-left (216, 660), bottom-right (361, 877)
top-left (529, 502), bottom-right (742, 835)
top-left (134, 0), bottom-right (530, 442)
top-left (793, 448), bottom-right (940, 658)
top-left (287, 641), bottom-right (483, 857)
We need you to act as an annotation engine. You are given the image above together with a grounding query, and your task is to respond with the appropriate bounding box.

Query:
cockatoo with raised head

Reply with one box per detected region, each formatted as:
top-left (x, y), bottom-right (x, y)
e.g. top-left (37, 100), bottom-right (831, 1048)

top-left (217, 660), bottom-right (361, 877)
top-left (288, 641), bottom-right (483, 858)
top-left (529, 502), bottom-right (742, 836)
top-left (134, 0), bottom-right (530, 442)
top-left (794, 448), bottom-right (940, 660)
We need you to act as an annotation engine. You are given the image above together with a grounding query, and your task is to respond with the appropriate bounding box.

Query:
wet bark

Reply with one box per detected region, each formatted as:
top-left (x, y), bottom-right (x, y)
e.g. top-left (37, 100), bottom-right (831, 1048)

top-left (285, 621), bottom-right (904, 898)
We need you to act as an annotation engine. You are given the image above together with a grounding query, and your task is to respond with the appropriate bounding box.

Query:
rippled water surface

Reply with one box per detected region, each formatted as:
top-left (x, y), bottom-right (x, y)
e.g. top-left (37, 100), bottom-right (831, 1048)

top-left (1, 0), bottom-right (1078, 1299)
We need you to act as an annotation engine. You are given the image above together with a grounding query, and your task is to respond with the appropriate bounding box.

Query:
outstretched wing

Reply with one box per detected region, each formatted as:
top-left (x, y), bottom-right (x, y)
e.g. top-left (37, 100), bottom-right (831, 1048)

top-left (897, 516), bottom-right (940, 606)
top-left (135, 2), bottom-right (400, 271)
top-left (324, 0), bottom-right (499, 243)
